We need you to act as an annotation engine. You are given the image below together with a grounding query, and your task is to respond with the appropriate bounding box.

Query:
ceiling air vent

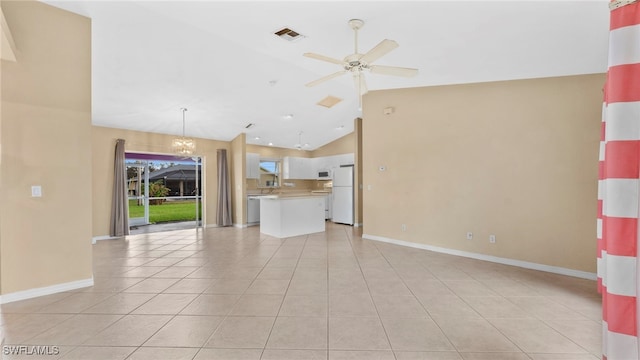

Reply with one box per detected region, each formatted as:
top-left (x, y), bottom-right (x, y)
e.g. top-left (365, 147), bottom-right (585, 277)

top-left (317, 95), bottom-right (342, 109)
top-left (274, 27), bottom-right (304, 42)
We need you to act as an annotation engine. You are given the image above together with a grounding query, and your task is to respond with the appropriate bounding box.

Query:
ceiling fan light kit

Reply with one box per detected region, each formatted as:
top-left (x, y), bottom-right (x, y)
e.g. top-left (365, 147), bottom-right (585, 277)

top-left (304, 19), bottom-right (418, 109)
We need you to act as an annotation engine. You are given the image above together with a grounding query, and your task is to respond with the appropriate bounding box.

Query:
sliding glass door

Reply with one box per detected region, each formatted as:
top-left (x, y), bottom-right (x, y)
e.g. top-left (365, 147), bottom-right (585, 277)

top-left (125, 153), bottom-right (202, 229)
top-left (126, 161), bottom-right (149, 226)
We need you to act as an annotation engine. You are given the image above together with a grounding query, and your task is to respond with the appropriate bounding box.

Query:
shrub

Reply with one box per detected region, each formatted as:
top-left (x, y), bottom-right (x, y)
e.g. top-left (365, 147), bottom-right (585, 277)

top-left (149, 181), bottom-right (170, 205)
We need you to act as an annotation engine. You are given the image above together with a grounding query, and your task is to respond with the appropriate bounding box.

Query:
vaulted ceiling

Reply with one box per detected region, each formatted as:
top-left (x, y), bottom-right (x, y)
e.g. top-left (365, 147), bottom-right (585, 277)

top-left (42, 1), bottom-right (609, 150)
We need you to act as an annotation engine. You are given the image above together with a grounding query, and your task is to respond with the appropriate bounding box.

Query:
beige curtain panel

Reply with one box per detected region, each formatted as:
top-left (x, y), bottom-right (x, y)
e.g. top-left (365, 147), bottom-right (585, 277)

top-left (216, 149), bottom-right (233, 226)
top-left (110, 139), bottom-right (129, 237)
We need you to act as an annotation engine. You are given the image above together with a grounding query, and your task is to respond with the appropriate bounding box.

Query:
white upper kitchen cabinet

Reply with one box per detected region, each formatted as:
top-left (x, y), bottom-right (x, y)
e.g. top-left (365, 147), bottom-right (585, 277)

top-left (246, 153), bottom-right (260, 179)
top-left (283, 156), bottom-right (314, 180)
top-left (314, 154), bottom-right (354, 172)
top-left (313, 156), bottom-right (330, 172)
top-left (331, 153), bottom-right (354, 168)
top-left (281, 154), bottom-right (355, 180)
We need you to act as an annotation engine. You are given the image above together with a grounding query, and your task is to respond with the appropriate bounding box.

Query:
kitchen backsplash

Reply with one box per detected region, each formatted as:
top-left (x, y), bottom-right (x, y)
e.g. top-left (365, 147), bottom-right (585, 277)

top-left (246, 179), bottom-right (331, 195)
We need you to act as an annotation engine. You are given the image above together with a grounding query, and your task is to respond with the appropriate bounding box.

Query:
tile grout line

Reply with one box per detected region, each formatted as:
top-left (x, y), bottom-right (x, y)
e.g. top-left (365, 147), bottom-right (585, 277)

top-left (344, 227), bottom-right (397, 359)
top-left (257, 234), bottom-right (306, 359)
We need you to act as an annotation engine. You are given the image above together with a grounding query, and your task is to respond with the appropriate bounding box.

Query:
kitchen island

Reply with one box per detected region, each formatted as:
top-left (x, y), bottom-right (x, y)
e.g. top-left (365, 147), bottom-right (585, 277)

top-left (259, 195), bottom-right (325, 238)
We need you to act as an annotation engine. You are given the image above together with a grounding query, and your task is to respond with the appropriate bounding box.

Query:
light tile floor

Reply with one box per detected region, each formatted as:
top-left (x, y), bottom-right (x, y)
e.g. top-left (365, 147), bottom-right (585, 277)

top-left (0, 223), bottom-right (602, 359)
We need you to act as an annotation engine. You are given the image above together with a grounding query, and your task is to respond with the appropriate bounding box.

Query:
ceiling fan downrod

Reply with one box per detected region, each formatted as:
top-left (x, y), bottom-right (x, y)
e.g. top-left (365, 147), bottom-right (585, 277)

top-left (349, 19), bottom-right (364, 55)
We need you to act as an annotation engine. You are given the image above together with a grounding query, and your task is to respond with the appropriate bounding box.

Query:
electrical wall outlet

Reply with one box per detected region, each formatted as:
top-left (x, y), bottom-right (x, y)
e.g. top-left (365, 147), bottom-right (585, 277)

top-left (489, 235), bottom-right (496, 243)
top-left (466, 232), bottom-right (473, 240)
top-left (402, 224), bottom-right (407, 231)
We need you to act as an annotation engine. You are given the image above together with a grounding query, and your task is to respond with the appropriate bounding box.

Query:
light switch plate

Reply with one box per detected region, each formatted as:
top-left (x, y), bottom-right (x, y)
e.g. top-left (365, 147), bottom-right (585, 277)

top-left (31, 185), bottom-right (42, 197)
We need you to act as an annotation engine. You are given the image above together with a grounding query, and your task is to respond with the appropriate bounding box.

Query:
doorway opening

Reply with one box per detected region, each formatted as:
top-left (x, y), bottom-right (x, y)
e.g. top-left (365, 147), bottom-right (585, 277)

top-left (125, 152), bottom-right (203, 233)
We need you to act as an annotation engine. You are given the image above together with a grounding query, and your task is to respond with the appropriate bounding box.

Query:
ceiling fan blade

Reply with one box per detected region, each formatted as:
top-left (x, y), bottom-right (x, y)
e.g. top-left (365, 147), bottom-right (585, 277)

top-left (353, 73), bottom-right (368, 95)
top-left (369, 65), bottom-right (418, 77)
top-left (303, 52), bottom-right (344, 65)
top-left (305, 70), bottom-right (347, 87)
top-left (359, 39), bottom-right (398, 64)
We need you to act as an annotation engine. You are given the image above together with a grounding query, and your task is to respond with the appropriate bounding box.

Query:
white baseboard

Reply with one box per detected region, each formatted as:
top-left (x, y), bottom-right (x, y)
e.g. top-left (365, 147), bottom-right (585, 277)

top-left (205, 223), bottom-right (245, 229)
top-left (91, 235), bottom-right (121, 244)
top-left (0, 277), bottom-right (94, 304)
top-left (362, 234), bottom-right (597, 281)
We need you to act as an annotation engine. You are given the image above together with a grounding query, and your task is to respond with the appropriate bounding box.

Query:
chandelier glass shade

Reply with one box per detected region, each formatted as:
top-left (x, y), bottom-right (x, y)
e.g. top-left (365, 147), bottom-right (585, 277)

top-left (172, 108), bottom-right (196, 155)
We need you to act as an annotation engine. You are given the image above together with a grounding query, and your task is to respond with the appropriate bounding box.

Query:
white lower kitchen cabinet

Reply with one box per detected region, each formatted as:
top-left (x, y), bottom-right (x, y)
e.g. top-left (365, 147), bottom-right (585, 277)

top-left (247, 197), bottom-right (261, 225)
top-left (325, 194), bottom-right (332, 220)
top-left (259, 196), bottom-right (325, 238)
top-left (311, 191), bottom-right (332, 220)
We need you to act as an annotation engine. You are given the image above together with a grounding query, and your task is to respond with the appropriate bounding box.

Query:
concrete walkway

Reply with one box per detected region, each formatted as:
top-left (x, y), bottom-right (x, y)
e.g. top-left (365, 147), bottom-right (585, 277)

top-left (129, 221), bottom-right (198, 235)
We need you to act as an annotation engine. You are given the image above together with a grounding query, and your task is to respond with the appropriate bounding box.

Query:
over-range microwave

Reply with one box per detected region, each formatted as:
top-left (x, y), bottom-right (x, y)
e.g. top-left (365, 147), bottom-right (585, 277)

top-left (317, 169), bottom-right (332, 180)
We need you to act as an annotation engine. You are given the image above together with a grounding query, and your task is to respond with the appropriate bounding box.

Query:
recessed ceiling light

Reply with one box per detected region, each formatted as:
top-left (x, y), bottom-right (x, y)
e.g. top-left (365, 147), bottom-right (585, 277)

top-left (254, 136), bottom-right (261, 140)
top-left (336, 125), bottom-right (344, 130)
top-left (283, 114), bottom-right (293, 120)
top-left (268, 142), bottom-right (274, 146)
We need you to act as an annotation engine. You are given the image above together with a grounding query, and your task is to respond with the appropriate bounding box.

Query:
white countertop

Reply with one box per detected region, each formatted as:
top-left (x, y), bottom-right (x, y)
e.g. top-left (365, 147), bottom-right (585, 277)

top-left (248, 192), bottom-right (329, 200)
top-left (255, 194), bottom-right (324, 200)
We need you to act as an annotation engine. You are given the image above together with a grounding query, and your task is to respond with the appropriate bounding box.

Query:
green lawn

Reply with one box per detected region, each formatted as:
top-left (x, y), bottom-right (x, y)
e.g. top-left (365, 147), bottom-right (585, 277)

top-left (129, 200), bottom-right (201, 223)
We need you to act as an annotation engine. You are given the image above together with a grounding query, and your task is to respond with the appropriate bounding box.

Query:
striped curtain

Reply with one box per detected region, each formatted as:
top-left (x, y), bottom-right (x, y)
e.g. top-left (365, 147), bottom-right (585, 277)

top-left (597, 1), bottom-right (640, 359)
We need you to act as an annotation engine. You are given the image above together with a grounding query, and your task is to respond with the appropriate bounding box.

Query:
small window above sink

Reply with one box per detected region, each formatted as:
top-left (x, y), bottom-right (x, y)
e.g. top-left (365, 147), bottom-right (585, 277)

top-left (259, 158), bottom-right (280, 188)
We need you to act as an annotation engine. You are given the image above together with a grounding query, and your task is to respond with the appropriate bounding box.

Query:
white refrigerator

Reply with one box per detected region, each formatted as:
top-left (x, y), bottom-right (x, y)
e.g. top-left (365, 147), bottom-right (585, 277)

top-left (332, 166), bottom-right (354, 225)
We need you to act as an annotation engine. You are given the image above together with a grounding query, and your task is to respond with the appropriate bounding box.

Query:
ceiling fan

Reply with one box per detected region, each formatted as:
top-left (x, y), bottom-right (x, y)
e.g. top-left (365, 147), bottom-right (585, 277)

top-left (304, 19), bottom-right (418, 108)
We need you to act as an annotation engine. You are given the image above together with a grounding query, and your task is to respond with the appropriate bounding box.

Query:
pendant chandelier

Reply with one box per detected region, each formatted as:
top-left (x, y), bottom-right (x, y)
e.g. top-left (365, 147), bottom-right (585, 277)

top-left (172, 107), bottom-right (196, 155)
top-left (294, 131), bottom-right (308, 150)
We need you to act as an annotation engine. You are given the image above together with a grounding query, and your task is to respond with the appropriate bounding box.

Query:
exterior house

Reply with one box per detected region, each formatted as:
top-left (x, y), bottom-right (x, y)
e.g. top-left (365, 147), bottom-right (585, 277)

top-left (147, 164), bottom-right (201, 197)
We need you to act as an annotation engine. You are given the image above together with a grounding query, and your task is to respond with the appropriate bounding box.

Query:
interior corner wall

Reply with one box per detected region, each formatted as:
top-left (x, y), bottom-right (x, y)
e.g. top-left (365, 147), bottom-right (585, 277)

top-left (354, 118), bottom-right (363, 226)
top-left (0, 49), bottom-right (4, 293)
top-left (91, 126), bottom-right (230, 236)
top-left (311, 132), bottom-right (355, 158)
top-left (0, 1), bottom-right (93, 294)
top-left (362, 74), bottom-right (604, 273)
top-left (247, 144), bottom-right (313, 159)
top-left (230, 133), bottom-right (246, 226)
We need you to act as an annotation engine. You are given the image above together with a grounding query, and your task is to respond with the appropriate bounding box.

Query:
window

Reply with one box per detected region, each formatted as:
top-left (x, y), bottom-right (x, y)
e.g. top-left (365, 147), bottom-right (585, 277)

top-left (259, 159), bottom-right (280, 187)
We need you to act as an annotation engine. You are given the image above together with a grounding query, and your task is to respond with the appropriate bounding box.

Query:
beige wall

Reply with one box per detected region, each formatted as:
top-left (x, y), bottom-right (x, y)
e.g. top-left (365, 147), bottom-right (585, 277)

top-left (247, 144), bottom-right (313, 159)
top-left (0, 1), bottom-right (93, 293)
top-left (354, 118), bottom-right (363, 226)
top-left (230, 133), bottom-right (245, 225)
top-left (247, 135), bottom-right (357, 164)
top-left (92, 126), bottom-right (230, 236)
top-left (311, 132), bottom-right (355, 158)
top-left (363, 74), bottom-right (604, 273)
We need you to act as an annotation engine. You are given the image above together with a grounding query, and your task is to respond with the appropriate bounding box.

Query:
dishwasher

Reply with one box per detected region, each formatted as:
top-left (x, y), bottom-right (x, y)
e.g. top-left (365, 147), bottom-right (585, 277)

top-left (247, 196), bottom-right (261, 225)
